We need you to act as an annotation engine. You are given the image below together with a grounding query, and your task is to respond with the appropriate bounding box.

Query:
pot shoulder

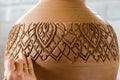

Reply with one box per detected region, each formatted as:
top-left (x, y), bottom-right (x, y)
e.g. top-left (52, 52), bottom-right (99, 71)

top-left (5, 22), bottom-right (119, 80)
top-left (5, 22), bottom-right (119, 63)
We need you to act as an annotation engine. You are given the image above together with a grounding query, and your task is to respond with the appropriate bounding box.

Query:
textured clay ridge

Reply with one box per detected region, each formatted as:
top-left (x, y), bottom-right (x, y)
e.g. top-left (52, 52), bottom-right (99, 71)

top-left (5, 22), bottom-right (119, 63)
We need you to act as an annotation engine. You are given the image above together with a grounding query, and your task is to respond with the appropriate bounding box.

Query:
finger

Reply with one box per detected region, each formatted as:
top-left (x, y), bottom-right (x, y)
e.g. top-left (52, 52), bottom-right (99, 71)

top-left (18, 53), bottom-right (28, 73)
top-left (15, 58), bottom-right (24, 72)
top-left (18, 53), bottom-right (27, 63)
top-left (4, 58), bottom-right (15, 76)
top-left (18, 53), bottom-right (27, 66)
top-left (4, 55), bottom-right (14, 69)
top-left (27, 57), bottom-right (35, 74)
top-left (6, 58), bottom-right (15, 72)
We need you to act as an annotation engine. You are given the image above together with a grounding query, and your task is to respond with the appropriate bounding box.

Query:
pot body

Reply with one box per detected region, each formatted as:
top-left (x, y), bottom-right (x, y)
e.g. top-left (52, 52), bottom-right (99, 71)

top-left (5, 0), bottom-right (119, 80)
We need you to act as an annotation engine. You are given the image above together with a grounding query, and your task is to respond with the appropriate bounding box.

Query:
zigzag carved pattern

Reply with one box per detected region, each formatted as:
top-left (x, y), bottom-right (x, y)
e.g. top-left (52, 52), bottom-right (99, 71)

top-left (5, 22), bottom-right (119, 63)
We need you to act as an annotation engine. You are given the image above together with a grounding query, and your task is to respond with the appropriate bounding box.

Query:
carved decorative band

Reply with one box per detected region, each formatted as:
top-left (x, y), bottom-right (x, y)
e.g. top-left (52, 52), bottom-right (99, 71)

top-left (5, 22), bottom-right (119, 63)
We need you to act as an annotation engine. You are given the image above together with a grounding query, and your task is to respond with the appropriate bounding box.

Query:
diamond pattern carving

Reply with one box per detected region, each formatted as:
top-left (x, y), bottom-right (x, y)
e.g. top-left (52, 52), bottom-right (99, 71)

top-left (5, 22), bottom-right (119, 63)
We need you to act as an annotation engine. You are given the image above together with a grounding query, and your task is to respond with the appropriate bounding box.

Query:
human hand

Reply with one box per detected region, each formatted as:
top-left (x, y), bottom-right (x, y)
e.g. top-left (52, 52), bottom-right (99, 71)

top-left (4, 53), bottom-right (36, 80)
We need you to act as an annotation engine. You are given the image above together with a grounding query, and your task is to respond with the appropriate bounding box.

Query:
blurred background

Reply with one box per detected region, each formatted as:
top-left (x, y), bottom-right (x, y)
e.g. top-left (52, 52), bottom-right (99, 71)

top-left (0, 0), bottom-right (120, 80)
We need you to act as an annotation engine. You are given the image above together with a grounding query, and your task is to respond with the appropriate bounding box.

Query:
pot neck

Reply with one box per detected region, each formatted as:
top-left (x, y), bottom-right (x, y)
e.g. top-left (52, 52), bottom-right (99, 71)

top-left (37, 0), bottom-right (86, 8)
top-left (39, 0), bottom-right (85, 2)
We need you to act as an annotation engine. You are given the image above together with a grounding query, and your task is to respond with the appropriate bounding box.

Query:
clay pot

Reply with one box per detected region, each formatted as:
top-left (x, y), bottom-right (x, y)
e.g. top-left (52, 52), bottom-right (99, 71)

top-left (5, 0), bottom-right (119, 80)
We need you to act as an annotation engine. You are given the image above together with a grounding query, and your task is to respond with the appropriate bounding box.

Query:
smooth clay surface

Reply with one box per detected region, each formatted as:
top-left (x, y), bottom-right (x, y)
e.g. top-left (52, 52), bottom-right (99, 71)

top-left (5, 0), bottom-right (119, 80)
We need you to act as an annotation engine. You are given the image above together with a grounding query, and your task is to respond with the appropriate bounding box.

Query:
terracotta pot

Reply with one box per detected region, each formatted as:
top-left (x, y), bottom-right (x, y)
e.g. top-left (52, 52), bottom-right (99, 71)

top-left (5, 0), bottom-right (119, 80)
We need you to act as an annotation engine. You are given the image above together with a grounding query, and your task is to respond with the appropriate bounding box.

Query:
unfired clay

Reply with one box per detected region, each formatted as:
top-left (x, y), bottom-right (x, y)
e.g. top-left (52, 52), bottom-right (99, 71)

top-left (5, 0), bottom-right (119, 80)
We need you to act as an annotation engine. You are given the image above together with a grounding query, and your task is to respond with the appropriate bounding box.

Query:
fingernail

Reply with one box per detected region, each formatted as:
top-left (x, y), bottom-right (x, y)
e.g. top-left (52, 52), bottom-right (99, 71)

top-left (27, 57), bottom-right (31, 60)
